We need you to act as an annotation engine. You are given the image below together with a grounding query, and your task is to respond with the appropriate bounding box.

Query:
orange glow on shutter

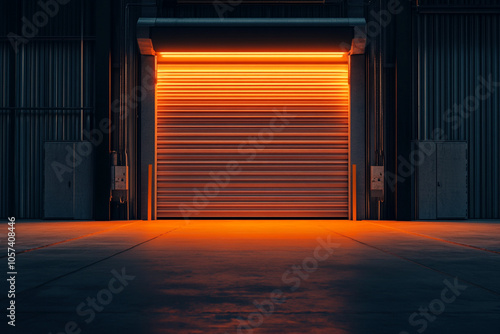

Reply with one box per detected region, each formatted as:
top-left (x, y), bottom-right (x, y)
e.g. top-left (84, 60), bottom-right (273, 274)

top-left (156, 52), bottom-right (349, 218)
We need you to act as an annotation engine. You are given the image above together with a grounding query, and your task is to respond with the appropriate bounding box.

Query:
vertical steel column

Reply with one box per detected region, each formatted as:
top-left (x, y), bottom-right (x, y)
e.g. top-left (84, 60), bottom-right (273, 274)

top-left (350, 54), bottom-right (366, 220)
top-left (7, 1), bottom-right (20, 218)
top-left (140, 55), bottom-right (156, 220)
top-left (395, 0), bottom-right (413, 220)
top-left (94, 0), bottom-right (112, 220)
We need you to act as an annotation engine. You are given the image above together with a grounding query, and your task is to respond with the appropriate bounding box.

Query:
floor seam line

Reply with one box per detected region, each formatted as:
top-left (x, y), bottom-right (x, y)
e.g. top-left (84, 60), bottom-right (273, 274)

top-left (320, 226), bottom-right (500, 297)
top-left (368, 222), bottom-right (500, 255)
top-left (0, 222), bottom-right (139, 258)
top-left (10, 226), bottom-right (183, 300)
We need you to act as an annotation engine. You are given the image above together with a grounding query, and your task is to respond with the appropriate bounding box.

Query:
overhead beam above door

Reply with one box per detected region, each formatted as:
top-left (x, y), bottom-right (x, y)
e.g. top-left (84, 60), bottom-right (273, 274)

top-left (137, 18), bottom-right (366, 55)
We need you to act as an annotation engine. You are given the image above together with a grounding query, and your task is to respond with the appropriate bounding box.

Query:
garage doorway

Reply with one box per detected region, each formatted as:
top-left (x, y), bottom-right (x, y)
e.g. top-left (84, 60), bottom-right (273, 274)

top-left (155, 52), bottom-right (350, 218)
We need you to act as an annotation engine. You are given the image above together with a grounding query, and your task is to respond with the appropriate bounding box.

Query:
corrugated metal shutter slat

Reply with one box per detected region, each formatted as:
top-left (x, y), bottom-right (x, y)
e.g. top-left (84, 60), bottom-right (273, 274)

top-left (156, 53), bottom-right (349, 218)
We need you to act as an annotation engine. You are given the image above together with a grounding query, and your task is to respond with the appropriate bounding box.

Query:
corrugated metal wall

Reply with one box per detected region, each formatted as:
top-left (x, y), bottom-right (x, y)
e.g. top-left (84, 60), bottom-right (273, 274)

top-left (0, 1), bottom-right (95, 218)
top-left (416, 14), bottom-right (500, 218)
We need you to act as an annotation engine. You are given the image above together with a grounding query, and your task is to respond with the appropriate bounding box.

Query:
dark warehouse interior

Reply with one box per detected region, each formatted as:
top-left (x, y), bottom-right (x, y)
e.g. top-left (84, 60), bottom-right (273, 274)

top-left (1, 0), bottom-right (500, 333)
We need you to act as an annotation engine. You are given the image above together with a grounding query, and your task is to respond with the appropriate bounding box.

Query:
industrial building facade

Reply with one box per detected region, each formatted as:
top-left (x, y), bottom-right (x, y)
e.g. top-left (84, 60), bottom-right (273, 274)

top-left (1, 0), bottom-right (499, 221)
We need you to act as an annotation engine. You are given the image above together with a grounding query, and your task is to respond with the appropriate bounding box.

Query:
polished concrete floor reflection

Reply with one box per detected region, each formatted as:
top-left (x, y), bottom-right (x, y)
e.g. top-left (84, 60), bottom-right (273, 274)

top-left (1, 219), bottom-right (499, 334)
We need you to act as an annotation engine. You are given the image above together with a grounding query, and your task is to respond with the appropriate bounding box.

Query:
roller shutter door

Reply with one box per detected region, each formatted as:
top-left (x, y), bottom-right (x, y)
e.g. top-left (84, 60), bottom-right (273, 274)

top-left (156, 52), bottom-right (349, 218)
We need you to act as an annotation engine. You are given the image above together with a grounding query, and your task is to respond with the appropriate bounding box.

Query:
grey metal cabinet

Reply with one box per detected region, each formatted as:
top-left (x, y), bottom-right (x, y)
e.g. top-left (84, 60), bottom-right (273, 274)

top-left (416, 141), bottom-right (468, 220)
top-left (43, 142), bottom-right (94, 219)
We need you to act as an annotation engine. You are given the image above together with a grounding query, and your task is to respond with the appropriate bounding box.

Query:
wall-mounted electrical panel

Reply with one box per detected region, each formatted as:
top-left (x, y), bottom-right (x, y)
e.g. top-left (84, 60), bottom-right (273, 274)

top-left (111, 166), bottom-right (129, 190)
top-left (370, 166), bottom-right (384, 198)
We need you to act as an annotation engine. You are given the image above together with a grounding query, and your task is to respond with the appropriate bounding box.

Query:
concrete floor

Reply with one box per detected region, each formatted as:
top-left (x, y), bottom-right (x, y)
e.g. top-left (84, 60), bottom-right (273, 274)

top-left (1, 219), bottom-right (499, 334)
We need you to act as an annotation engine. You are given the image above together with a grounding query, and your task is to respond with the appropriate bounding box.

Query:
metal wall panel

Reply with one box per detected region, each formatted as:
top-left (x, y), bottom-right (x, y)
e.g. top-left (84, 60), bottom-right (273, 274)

top-left (416, 14), bottom-right (500, 218)
top-left (12, 42), bottom-right (94, 218)
top-left (18, 0), bottom-right (95, 37)
top-left (0, 0), bottom-right (95, 218)
top-left (0, 2), bottom-right (9, 36)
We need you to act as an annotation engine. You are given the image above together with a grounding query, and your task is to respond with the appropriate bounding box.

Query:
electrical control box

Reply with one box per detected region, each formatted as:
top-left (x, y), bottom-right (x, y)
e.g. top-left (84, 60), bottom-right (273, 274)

top-left (111, 166), bottom-right (128, 190)
top-left (370, 166), bottom-right (384, 198)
